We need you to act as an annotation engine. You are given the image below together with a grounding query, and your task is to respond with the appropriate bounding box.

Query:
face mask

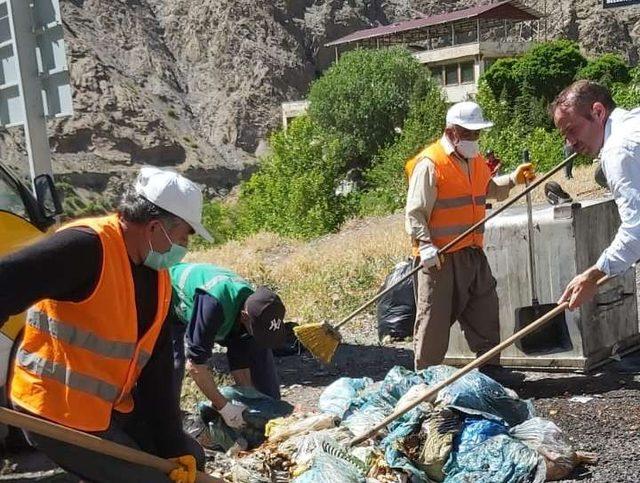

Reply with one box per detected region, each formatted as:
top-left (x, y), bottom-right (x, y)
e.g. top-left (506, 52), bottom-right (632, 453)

top-left (143, 224), bottom-right (187, 270)
top-left (455, 139), bottom-right (480, 159)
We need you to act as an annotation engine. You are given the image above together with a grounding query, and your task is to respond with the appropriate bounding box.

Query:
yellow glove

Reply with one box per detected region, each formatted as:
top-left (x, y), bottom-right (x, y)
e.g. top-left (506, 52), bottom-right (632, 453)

top-left (169, 455), bottom-right (196, 483)
top-left (513, 162), bottom-right (536, 185)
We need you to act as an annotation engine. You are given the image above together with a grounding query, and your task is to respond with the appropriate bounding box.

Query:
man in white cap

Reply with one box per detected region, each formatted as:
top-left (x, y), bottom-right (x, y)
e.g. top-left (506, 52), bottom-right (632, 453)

top-left (0, 167), bottom-right (212, 482)
top-left (405, 101), bottom-right (535, 380)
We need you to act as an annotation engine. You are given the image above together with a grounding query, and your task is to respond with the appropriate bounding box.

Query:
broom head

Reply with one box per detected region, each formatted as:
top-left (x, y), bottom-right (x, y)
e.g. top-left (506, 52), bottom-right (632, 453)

top-left (294, 322), bottom-right (342, 364)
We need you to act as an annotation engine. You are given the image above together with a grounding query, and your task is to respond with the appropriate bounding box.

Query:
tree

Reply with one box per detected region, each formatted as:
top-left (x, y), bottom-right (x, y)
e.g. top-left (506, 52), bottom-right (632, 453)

top-left (236, 117), bottom-right (350, 239)
top-left (511, 40), bottom-right (587, 102)
top-left (359, 80), bottom-right (447, 215)
top-left (482, 41), bottom-right (587, 104)
top-left (577, 53), bottom-right (631, 87)
top-left (482, 57), bottom-right (520, 103)
top-left (308, 47), bottom-right (434, 166)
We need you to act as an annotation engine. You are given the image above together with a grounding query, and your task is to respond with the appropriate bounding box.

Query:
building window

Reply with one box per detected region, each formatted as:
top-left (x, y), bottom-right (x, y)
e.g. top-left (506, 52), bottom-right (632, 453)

top-left (445, 64), bottom-right (458, 85)
top-left (460, 61), bottom-right (474, 83)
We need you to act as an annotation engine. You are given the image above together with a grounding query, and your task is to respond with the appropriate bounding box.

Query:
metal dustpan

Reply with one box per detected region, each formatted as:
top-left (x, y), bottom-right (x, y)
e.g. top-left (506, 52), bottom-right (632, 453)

top-left (514, 154), bottom-right (572, 355)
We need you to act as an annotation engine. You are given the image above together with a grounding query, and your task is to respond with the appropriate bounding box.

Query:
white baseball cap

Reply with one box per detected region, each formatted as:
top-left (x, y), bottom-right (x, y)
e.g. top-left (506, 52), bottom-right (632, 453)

top-left (446, 101), bottom-right (494, 130)
top-left (134, 167), bottom-right (213, 242)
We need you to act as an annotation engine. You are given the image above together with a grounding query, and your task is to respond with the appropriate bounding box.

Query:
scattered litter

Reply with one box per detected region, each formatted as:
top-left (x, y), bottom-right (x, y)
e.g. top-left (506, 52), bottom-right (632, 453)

top-left (568, 396), bottom-right (593, 404)
top-left (266, 413), bottom-right (338, 443)
top-left (511, 417), bottom-right (598, 481)
top-left (185, 366), bottom-right (596, 483)
top-left (197, 386), bottom-right (294, 451)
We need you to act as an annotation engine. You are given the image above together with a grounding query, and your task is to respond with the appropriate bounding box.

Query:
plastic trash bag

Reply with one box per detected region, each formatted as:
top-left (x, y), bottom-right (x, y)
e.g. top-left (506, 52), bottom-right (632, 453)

top-left (342, 367), bottom-right (425, 437)
top-left (377, 259), bottom-right (416, 342)
top-left (198, 386), bottom-right (294, 451)
top-left (510, 417), bottom-right (596, 481)
top-left (444, 432), bottom-right (544, 483)
top-left (421, 365), bottom-right (535, 427)
top-left (266, 413), bottom-right (338, 444)
top-left (292, 442), bottom-right (366, 483)
top-left (381, 406), bottom-right (430, 482)
top-left (453, 417), bottom-right (509, 454)
top-left (318, 377), bottom-right (374, 419)
top-left (414, 407), bottom-right (463, 482)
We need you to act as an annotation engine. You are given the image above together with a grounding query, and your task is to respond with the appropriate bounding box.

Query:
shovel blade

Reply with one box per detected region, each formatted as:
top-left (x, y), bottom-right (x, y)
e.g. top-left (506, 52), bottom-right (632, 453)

top-left (514, 303), bottom-right (573, 355)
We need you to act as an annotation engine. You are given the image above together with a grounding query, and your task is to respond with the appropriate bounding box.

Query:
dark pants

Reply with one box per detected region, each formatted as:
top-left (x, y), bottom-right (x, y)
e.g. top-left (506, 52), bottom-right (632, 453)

top-left (171, 322), bottom-right (281, 402)
top-left (14, 405), bottom-right (205, 483)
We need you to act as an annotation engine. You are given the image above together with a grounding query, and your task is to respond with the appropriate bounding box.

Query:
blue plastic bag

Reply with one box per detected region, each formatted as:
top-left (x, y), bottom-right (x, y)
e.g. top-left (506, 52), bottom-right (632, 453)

top-left (421, 366), bottom-right (534, 427)
top-left (318, 377), bottom-right (373, 419)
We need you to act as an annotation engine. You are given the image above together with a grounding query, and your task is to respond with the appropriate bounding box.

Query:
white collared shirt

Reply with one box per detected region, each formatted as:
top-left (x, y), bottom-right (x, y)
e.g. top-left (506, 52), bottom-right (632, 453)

top-left (595, 107), bottom-right (640, 275)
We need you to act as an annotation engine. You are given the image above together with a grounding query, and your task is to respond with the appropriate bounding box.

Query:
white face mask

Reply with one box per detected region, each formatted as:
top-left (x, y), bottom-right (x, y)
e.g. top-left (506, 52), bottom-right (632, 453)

top-left (455, 139), bottom-right (480, 159)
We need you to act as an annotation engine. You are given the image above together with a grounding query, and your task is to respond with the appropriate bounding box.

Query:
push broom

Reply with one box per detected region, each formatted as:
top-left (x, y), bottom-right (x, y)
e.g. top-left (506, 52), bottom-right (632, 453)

top-left (294, 152), bottom-right (578, 363)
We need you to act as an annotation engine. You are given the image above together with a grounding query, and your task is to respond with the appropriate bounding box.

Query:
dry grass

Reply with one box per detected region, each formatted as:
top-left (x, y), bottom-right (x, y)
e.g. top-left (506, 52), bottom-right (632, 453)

top-left (188, 163), bottom-right (607, 332)
top-left (188, 216), bottom-right (411, 328)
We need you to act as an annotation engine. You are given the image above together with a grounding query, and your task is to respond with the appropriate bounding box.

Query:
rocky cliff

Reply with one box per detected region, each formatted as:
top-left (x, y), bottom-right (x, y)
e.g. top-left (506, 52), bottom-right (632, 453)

top-left (1, 0), bottom-right (639, 205)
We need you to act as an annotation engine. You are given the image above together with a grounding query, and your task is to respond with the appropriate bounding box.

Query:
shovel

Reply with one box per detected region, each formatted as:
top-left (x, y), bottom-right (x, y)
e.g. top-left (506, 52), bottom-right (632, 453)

top-left (514, 150), bottom-right (572, 355)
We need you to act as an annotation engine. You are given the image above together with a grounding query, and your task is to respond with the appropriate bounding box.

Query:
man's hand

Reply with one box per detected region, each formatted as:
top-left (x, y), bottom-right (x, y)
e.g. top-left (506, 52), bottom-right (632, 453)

top-left (219, 401), bottom-right (247, 429)
top-left (419, 243), bottom-right (441, 271)
top-left (512, 163), bottom-right (536, 185)
top-left (558, 266), bottom-right (605, 310)
top-left (169, 455), bottom-right (196, 483)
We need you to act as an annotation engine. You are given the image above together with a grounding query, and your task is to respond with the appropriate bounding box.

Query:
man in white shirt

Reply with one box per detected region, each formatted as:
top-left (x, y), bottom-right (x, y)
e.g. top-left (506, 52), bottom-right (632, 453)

top-left (405, 102), bottom-right (534, 374)
top-left (551, 80), bottom-right (640, 309)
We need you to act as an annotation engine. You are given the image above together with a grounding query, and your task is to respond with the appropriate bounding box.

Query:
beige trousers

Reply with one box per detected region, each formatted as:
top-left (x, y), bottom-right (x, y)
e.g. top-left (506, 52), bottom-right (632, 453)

top-left (413, 247), bottom-right (500, 370)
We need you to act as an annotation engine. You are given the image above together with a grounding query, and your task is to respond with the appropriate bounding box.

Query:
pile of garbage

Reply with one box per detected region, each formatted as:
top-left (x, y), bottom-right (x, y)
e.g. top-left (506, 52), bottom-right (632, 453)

top-left (189, 366), bottom-right (596, 482)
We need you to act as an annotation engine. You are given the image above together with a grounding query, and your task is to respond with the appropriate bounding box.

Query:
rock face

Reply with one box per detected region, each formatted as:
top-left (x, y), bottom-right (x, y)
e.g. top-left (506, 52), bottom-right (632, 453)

top-left (1, 0), bottom-right (640, 200)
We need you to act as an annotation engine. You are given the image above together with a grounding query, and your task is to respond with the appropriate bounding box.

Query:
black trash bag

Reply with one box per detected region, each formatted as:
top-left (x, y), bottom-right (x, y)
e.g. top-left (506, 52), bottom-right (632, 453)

top-left (377, 259), bottom-right (417, 342)
top-left (272, 322), bottom-right (308, 357)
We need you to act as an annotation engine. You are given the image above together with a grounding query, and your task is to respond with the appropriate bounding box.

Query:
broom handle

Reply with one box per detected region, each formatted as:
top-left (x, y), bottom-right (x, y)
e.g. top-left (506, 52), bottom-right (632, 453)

top-left (348, 273), bottom-right (613, 447)
top-left (0, 407), bottom-right (222, 483)
top-left (334, 152), bottom-right (578, 330)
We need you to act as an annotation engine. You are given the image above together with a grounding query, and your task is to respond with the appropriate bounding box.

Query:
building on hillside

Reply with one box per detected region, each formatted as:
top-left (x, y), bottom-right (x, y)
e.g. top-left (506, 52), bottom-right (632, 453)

top-left (326, 0), bottom-right (543, 103)
top-left (280, 1), bottom-right (544, 127)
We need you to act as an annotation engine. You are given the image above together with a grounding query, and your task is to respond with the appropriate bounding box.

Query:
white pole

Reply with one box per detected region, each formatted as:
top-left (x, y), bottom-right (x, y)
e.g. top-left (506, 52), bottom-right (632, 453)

top-left (6, 0), bottom-right (53, 195)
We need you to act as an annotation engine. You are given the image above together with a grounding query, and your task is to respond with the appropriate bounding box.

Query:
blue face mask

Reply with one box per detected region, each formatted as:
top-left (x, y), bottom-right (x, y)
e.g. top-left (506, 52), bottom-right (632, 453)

top-left (143, 224), bottom-right (187, 271)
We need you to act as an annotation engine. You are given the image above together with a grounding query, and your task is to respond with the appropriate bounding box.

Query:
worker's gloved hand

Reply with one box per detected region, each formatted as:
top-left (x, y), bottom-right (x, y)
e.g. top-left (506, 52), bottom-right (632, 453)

top-left (169, 455), bottom-right (196, 483)
top-left (419, 243), bottom-right (441, 271)
top-left (219, 401), bottom-right (247, 429)
top-left (512, 162), bottom-right (536, 185)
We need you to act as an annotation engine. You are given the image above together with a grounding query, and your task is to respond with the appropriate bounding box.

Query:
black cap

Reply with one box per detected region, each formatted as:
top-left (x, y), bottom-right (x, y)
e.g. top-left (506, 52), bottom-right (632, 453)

top-left (245, 287), bottom-right (286, 349)
top-left (544, 181), bottom-right (573, 206)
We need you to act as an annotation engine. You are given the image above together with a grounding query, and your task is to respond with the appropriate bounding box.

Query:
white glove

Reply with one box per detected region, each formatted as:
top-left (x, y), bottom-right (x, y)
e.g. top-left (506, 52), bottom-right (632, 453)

top-left (219, 401), bottom-right (247, 429)
top-left (419, 243), bottom-right (441, 270)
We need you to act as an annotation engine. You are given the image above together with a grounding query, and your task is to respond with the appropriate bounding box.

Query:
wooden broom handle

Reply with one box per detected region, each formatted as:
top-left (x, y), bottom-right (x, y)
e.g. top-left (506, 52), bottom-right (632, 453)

top-left (334, 153), bottom-right (578, 330)
top-left (0, 407), bottom-right (222, 483)
top-left (348, 273), bottom-right (611, 447)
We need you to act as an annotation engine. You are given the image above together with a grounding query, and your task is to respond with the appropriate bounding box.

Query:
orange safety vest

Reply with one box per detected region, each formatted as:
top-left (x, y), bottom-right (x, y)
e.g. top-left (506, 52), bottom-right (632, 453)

top-left (406, 140), bottom-right (491, 255)
top-left (10, 214), bottom-right (172, 431)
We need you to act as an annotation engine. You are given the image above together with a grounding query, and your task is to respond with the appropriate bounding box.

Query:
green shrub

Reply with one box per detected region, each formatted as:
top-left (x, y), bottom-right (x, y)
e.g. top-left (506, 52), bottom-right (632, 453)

top-left (308, 47), bottom-right (433, 165)
top-left (190, 199), bottom-right (238, 250)
top-left (482, 40), bottom-right (586, 104)
top-left (359, 79), bottom-right (447, 215)
top-left (235, 116), bottom-right (349, 239)
top-left (613, 67), bottom-right (640, 109)
top-left (577, 53), bottom-right (630, 87)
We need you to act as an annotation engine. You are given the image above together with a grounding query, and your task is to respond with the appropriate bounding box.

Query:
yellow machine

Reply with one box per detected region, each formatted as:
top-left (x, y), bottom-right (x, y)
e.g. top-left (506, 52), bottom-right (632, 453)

top-left (0, 162), bottom-right (61, 386)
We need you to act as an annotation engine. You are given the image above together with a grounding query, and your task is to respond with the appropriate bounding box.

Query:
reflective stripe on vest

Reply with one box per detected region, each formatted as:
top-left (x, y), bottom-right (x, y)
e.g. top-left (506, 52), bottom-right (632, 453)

top-left (28, 311), bottom-right (136, 360)
top-left (429, 224), bottom-right (485, 238)
top-left (16, 348), bottom-right (120, 403)
top-left (424, 141), bottom-right (491, 253)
